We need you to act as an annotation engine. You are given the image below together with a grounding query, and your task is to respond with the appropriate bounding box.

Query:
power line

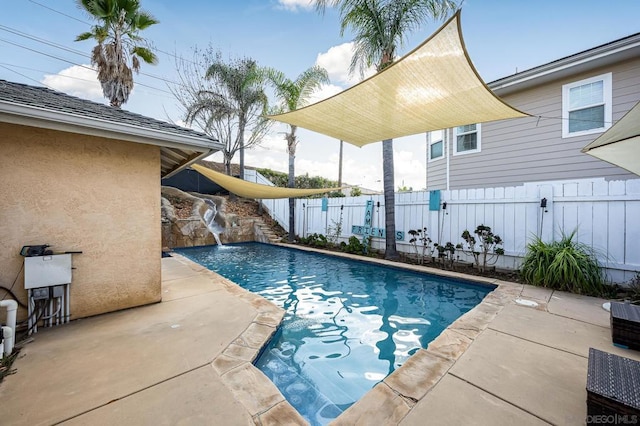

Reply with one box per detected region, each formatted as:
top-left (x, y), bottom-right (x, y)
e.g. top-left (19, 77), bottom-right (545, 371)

top-left (0, 24), bottom-right (183, 87)
top-left (0, 24), bottom-right (88, 57)
top-left (0, 37), bottom-right (174, 95)
top-left (0, 62), bottom-right (177, 102)
top-left (25, 0), bottom-right (200, 67)
top-left (0, 62), bottom-right (99, 84)
top-left (27, 0), bottom-right (92, 26)
top-left (0, 64), bottom-right (54, 89)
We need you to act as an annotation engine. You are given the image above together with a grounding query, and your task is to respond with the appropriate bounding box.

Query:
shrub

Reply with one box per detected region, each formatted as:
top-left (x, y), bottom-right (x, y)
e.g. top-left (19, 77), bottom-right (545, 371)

top-left (459, 225), bottom-right (504, 272)
top-left (299, 233), bottom-right (328, 248)
top-left (520, 230), bottom-right (605, 295)
top-left (340, 236), bottom-right (369, 255)
top-left (408, 228), bottom-right (433, 265)
top-left (434, 242), bottom-right (456, 269)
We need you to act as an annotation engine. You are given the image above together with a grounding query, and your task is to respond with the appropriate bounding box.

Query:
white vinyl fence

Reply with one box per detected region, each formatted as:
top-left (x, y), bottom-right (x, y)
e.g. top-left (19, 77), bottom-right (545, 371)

top-left (244, 169), bottom-right (290, 228)
top-left (246, 172), bottom-right (640, 283)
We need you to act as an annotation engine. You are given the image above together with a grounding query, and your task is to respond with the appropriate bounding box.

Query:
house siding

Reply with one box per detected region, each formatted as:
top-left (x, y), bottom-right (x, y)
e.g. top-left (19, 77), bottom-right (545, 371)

top-left (436, 57), bottom-right (640, 189)
top-left (0, 123), bottom-right (162, 319)
top-left (426, 157), bottom-right (447, 190)
top-left (425, 129), bottom-right (451, 190)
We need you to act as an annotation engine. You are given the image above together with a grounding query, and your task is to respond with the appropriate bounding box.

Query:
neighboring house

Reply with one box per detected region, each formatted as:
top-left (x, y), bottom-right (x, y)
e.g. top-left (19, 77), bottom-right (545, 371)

top-left (341, 185), bottom-right (382, 196)
top-left (425, 32), bottom-right (640, 190)
top-left (0, 80), bottom-right (222, 319)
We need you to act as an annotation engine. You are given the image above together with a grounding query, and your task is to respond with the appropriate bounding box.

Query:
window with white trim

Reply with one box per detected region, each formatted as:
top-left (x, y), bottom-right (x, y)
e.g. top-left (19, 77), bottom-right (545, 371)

top-left (453, 123), bottom-right (481, 155)
top-left (562, 73), bottom-right (612, 138)
top-left (428, 129), bottom-right (444, 161)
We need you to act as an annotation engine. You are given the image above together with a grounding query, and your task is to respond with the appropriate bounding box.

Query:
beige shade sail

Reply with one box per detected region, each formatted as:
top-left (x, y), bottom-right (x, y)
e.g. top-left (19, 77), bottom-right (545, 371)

top-left (192, 164), bottom-right (342, 199)
top-left (268, 11), bottom-right (528, 147)
top-left (582, 101), bottom-right (640, 176)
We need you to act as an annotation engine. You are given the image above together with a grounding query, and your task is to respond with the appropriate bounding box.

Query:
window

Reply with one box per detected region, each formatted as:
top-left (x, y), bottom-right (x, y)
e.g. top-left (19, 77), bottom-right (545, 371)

top-left (453, 123), bottom-right (481, 155)
top-left (428, 130), bottom-right (444, 161)
top-left (562, 73), bottom-right (612, 138)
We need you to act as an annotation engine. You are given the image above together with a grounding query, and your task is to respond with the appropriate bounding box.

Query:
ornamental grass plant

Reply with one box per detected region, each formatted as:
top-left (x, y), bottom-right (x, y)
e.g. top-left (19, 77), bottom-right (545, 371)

top-left (520, 230), bottom-right (606, 296)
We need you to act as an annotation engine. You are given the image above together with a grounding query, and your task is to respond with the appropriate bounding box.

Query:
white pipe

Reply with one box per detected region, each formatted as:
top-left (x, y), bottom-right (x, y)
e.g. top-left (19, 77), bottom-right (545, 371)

top-left (1, 326), bottom-right (13, 357)
top-left (1, 300), bottom-right (18, 356)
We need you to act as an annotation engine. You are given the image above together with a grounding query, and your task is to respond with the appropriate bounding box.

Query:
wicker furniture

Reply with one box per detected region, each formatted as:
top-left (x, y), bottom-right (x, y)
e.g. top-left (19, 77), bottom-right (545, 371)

top-left (610, 302), bottom-right (640, 350)
top-left (586, 348), bottom-right (640, 424)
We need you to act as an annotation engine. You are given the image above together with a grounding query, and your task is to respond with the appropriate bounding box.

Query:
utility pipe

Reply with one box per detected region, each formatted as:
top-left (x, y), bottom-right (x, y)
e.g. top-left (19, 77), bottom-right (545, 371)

top-left (1, 326), bottom-right (13, 357)
top-left (1, 299), bottom-right (18, 356)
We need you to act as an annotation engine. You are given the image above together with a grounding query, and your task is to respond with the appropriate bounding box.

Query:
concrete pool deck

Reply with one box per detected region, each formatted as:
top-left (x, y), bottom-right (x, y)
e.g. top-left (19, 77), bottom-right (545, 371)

top-left (1, 247), bottom-right (639, 425)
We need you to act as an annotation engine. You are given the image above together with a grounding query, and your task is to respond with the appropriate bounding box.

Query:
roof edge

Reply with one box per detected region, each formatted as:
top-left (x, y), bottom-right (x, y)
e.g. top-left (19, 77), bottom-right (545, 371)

top-left (0, 100), bottom-right (223, 152)
top-left (489, 32), bottom-right (640, 93)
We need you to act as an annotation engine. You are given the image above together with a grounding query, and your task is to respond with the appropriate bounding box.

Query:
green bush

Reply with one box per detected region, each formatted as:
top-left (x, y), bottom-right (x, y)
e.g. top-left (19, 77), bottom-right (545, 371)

top-left (520, 230), bottom-right (605, 295)
top-left (459, 225), bottom-right (504, 272)
top-left (340, 236), bottom-right (369, 254)
top-left (299, 233), bottom-right (328, 248)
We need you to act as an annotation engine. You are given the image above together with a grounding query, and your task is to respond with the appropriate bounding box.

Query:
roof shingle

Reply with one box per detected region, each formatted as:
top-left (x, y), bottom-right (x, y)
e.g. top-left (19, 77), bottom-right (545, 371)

top-left (0, 79), bottom-right (216, 143)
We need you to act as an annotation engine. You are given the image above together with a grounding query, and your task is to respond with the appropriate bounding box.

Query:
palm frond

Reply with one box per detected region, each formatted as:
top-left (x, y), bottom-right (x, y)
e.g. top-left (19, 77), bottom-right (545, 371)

top-left (132, 46), bottom-right (158, 65)
top-left (134, 10), bottom-right (159, 30)
top-left (75, 31), bottom-right (96, 42)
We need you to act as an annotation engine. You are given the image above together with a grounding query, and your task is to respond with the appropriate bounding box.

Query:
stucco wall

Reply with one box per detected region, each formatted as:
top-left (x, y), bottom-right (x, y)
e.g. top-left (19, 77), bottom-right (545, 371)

top-left (0, 122), bottom-right (161, 319)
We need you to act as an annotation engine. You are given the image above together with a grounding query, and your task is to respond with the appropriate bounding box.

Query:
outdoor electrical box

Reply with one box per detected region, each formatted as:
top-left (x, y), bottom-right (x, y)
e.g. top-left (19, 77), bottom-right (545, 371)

top-left (24, 254), bottom-right (72, 289)
top-left (20, 247), bottom-right (80, 334)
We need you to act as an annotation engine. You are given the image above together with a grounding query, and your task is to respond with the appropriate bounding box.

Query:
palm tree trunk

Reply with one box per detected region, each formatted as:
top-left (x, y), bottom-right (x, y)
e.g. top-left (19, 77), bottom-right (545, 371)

top-left (338, 140), bottom-right (343, 191)
top-left (224, 153), bottom-right (232, 175)
top-left (239, 142), bottom-right (245, 180)
top-left (288, 152), bottom-right (295, 242)
top-left (238, 119), bottom-right (246, 180)
top-left (382, 139), bottom-right (399, 260)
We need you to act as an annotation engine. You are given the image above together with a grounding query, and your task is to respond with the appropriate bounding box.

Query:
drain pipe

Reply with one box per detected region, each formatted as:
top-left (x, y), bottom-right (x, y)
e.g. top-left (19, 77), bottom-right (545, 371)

top-left (1, 300), bottom-right (17, 356)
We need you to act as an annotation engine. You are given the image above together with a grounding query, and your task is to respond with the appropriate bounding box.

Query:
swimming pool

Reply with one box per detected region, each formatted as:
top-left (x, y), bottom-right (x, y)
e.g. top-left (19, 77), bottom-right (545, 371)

top-left (177, 243), bottom-right (493, 425)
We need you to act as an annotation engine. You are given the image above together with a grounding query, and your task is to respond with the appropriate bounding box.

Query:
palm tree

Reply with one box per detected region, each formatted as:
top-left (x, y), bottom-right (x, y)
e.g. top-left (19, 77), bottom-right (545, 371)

top-left (265, 66), bottom-right (330, 242)
top-left (313, 0), bottom-right (457, 260)
top-left (185, 53), bottom-right (271, 179)
top-left (75, 0), bottom-right (159, 108)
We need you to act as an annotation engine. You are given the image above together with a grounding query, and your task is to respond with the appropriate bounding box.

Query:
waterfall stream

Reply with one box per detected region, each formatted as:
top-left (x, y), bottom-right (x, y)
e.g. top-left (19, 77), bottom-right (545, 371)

top-left (203, 199), bottom-right (224, 245)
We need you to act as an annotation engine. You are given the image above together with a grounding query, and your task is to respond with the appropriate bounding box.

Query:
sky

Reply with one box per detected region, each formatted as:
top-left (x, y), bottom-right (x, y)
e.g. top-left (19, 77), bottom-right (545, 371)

top-left (2, 0), bottom-right (640, 191)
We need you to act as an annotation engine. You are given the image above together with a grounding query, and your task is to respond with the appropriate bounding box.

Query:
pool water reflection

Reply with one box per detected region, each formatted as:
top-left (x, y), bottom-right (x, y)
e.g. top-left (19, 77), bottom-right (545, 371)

top-left (178, 243), bottom-right (493, 425)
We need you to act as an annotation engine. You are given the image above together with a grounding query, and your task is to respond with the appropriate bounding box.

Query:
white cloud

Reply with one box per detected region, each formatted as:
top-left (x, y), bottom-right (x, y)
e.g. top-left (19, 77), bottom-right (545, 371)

top-left (277, 0), bottom-right (314, 12)
top-left (394, 148), bottom-right (426, 191)
top-left (41, 65), bottom-right (104, 102)
top-left (173, 119), bottom-right (190, 129)
top-left (315, 42), bottom-right (375, 86)
top-left (255, 132), bottom-right (288, 154)
top-left (301, 83), bottom-right (343, 106)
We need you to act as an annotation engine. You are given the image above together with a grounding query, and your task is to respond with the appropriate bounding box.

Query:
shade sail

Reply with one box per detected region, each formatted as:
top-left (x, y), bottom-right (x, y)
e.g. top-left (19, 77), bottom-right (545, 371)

top-left (268, 11), bottom-right (528, 147)
top-left (192, 164), bottom-right (341, 199)
top-left (582, 101), bottom-right (640, 176)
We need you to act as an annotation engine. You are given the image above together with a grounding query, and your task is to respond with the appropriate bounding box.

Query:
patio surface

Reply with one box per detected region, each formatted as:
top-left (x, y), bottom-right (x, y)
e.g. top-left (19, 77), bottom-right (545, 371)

top-left (1, 247), bottom-right (638, 425)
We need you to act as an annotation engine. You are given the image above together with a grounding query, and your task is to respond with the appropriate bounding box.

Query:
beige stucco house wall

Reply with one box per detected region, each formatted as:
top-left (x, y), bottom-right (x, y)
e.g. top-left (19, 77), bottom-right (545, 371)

top-left (0, 79), bottom-right (221, 320)
top-left (0, 122), bottom-right (161, 318)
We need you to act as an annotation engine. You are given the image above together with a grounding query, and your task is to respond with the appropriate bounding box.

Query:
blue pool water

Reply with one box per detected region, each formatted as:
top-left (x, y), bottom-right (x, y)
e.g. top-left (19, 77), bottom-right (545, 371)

top-left (177, 243), bottom-right (493, 425)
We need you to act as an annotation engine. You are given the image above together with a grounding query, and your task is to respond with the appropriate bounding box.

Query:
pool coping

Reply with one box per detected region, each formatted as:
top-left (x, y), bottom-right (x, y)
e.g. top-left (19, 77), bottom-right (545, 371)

top-left (173, 243), bottom-right (524, 425)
